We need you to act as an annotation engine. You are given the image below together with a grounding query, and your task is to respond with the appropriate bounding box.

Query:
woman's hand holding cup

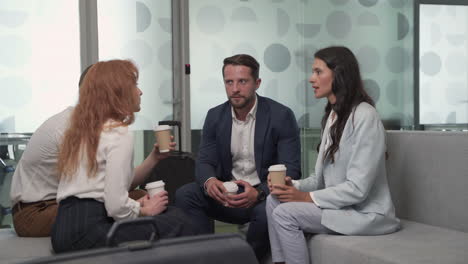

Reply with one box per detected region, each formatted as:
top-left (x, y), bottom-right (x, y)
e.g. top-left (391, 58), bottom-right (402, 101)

top-left (140, 190), bottom-right (169, 216)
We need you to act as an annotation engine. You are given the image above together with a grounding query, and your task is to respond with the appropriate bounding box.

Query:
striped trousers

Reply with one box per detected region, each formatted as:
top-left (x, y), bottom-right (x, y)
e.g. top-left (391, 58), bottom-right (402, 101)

top-left (51, 196), bottom-right (195, 253)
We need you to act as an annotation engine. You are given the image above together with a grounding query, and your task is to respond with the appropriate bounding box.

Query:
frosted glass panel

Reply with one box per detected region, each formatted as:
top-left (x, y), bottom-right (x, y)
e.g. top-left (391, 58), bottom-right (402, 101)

top-left (189, 0), bottom-right (414, 130)
top-left (97, 0), bottom-right (173, 130)
top-left (0, 0), bottom-right (80, 133)
top-left (419, 4), bottom-right (468, 125)
top-left (189, 1), bottom-right (304, 129)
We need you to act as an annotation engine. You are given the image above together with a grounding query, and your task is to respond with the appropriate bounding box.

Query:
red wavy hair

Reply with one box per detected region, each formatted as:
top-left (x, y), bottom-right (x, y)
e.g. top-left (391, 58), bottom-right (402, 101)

top-left (58, 60), bottom-right (139, 180)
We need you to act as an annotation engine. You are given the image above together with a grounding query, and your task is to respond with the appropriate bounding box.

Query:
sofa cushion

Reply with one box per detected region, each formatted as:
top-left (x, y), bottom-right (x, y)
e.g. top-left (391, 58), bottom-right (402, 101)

top-left (308, 220), bottom-right (468, 264)
top-left (386, 131), bottom-right (468, 232)
top-left (0, 228), bottom-right (52, 263)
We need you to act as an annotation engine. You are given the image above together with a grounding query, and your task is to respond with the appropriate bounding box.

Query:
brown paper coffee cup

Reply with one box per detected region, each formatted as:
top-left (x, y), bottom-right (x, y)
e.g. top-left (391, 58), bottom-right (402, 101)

top-left (269, 164), bottom-right (287, 185)
top-left (154, 125), bottom-right (172, 153)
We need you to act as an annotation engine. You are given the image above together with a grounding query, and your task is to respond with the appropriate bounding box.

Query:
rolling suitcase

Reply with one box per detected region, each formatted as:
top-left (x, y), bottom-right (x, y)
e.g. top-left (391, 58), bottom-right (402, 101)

top-left (22, 217), bottom-right (258, 264)
top-left (141, 121), bottom-right (195, 205)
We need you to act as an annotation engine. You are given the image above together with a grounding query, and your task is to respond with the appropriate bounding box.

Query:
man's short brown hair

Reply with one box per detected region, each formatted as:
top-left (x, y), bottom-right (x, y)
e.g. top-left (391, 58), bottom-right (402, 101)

top-left (222, 54), bottom-right (259, 80)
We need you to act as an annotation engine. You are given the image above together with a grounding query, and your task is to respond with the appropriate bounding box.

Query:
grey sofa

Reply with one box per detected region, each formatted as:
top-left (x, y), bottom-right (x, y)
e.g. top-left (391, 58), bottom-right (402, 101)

top-left (305, 130), bottom-right (468, 264)
top-left (1, 130), bottom-right (467, 264)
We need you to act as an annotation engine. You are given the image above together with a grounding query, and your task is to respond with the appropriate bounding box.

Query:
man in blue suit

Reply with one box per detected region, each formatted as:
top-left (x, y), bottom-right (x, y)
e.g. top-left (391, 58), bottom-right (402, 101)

top-left (175, 54), bottom-right (301, 260)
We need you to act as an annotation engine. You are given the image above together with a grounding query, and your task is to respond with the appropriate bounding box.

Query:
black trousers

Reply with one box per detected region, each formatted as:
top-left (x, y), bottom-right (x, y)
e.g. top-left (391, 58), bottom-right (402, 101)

top-left (51, 197), bottom-right (195, 253)
top-left (175, 182), bottom-right (269, 261)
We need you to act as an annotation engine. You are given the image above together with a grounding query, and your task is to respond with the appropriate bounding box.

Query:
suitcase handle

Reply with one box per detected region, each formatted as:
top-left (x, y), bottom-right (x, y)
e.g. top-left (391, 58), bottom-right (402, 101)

top-left (106, 216), bottom-right (159, 247)
top-left (159, 120), bottom-right (182, 152)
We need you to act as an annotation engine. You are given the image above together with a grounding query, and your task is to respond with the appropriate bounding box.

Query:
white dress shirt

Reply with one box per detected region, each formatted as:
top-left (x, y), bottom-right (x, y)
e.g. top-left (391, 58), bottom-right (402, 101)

top-left (56, 121), bottom-right (140, 221)
top-left (10, 107), bottom-right (73, 205)
top-left (230, 96), bottom-right (261, 186)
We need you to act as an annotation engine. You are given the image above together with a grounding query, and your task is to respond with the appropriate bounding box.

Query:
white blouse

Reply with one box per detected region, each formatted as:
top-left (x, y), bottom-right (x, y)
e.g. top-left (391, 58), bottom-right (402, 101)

top-left (56, 122), bottom-right (140, 221)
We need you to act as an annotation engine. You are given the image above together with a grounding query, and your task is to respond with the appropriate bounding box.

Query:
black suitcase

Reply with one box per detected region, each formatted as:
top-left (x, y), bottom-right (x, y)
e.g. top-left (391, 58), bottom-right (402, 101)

top-left (141, 121), bottom-right (195, 205)
top-left (22, 217), bottom-right (258, 264)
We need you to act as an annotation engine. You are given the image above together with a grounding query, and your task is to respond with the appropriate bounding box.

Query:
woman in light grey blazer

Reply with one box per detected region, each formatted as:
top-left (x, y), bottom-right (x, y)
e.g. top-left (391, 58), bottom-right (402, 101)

top-left (266, 46), bottom-right (400, 264)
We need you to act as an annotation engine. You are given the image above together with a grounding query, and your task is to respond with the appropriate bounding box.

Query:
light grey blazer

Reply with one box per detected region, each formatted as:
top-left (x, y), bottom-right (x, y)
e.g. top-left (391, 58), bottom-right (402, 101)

top-left (298, 102), bottom-right (400, 235)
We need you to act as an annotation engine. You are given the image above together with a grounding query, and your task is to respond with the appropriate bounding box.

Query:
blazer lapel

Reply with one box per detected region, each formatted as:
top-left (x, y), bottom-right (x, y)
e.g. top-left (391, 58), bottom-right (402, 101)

top-left (219, 103), bottom-right (233, 178)
top-left (254, 96), bottom-right (269, 177)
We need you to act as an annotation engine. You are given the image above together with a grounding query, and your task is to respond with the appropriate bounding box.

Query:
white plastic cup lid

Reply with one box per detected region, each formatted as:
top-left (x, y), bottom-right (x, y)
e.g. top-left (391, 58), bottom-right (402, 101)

top-left (145, 180), bottom-right (165, 189)
top-left (268, 164), bottom-right (287, 172)
top-left (223, 182), bottom-right (239, 193)
top-left (154, 125), bottom-right (171, 131)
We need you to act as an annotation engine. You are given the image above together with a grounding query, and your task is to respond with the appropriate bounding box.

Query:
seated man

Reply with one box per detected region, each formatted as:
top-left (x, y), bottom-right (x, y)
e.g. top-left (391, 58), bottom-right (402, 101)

top-left (175, 54), bottom-right (301, 260)
top-left (9, 66), bottom-right (169, 237)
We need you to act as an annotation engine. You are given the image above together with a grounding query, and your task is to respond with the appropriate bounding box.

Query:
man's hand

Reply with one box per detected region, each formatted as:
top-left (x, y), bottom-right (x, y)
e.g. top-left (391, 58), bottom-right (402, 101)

top-left (140, 191), bottom-right (169, 216)
top-left (225, 180), bottom-right (258, 208)
top-left (271, 184), bottom-right (312, 203)
top-left (205, 178), bottom-right (228, 204)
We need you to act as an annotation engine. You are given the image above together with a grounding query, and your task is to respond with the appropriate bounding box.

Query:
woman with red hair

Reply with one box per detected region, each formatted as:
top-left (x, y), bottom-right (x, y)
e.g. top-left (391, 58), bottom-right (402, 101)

top-left (52, 60), bottom-right (194, 253)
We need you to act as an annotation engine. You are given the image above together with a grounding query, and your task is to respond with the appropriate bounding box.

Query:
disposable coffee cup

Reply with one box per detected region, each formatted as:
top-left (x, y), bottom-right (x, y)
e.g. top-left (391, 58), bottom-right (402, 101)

top-left (223, 182), bottom-right (239, 195)
top-left (154, 125), bottom-right (172, 153)
top-left (145, 180), bottom-right (165, 197)
top-left (268, 164), bottom-right (287, 185)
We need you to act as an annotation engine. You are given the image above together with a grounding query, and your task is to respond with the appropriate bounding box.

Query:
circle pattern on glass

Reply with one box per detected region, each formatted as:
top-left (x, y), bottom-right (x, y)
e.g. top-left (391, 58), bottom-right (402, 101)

top-left (385, 47), bottom-right (410, 73)
top-left (136, 1), bottom-right (151, 32)
top-left (296, 24), bottom-right (321, 38)
top-left (363, 79), bottom-right (380, 103)
top-left (357, 46), bottom-right (380, 74)
top-left (326, 11), bottom-right (352, 39)
top-left (359, 0), bottom-right (378, 7)
top-left (397, 13), bottom-right (409, 40)
top-left (420, 52), bottom-right (442, 76)
top-left (231, 7), bottom-right (257, 22)
top-left (264, 43), bottom-right (291, 72)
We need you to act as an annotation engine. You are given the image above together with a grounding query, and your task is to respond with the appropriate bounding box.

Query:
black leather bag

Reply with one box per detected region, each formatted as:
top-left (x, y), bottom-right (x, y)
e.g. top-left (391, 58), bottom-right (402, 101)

top-left (141, 121), bottom-right (195, 205)
top-left (23, 232), bottom-right (258, 264)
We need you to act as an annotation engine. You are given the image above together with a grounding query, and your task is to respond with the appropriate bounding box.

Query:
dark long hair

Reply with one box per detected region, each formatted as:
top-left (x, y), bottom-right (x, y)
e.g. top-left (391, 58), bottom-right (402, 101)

top-left (315, 46), bottom-right (374, 163)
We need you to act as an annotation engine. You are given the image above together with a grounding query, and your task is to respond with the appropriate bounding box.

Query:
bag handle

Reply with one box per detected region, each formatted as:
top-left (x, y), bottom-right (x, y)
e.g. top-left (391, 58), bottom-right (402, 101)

top-left (159, 120), bottom-right (182, 152)
top-left (106, 216), bottom-right (159, 247)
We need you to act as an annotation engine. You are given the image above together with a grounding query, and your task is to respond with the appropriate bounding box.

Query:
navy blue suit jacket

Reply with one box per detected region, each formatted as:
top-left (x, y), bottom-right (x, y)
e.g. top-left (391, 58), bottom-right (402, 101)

top-left (195, 95), bottom-right (301, 194)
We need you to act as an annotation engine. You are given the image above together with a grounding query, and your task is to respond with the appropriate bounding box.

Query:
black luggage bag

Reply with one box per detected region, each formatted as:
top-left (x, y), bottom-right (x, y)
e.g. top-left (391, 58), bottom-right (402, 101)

top-left (23, 218), bottom-right (258, 264)
top-left (142, 121), bottom-right (196, 205)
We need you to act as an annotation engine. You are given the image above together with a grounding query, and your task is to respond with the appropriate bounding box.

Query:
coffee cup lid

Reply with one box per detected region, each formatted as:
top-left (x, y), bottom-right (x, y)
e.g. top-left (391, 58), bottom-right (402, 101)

top-left (268, 164), bottom-right (287, 172)
top-left (154, 125), bottom-right (171, 131)
top-left (145, 180), bottom-right (165, 189)
top-left (223, 182), bottom-right (238, 193)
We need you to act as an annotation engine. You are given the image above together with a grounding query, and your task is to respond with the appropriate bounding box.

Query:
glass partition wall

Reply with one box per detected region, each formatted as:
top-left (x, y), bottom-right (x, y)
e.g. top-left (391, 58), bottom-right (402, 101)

top-left (0, 0), bottom-right (417, 230)
top-left (0, 0), bottom-right (174, 228)
top-left (189, 0), bottom-right (414, 178)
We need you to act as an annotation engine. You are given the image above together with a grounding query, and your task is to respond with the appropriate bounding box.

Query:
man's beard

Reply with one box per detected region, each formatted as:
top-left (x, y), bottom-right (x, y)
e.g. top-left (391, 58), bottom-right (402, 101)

top-left (230, 96), bottom-right (252, 110)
